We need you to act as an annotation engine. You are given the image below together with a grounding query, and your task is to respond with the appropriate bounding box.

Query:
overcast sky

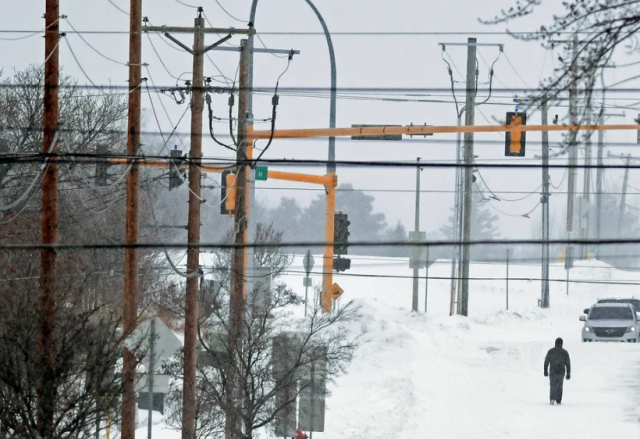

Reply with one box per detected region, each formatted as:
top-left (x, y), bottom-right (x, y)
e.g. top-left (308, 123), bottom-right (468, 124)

top-left (3, 0), bottom-right (640, 240)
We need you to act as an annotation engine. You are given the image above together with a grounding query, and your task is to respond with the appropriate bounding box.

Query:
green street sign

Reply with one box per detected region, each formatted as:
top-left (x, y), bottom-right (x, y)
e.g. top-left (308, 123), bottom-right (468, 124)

top-left (255, 166), bottom-right (268, 181)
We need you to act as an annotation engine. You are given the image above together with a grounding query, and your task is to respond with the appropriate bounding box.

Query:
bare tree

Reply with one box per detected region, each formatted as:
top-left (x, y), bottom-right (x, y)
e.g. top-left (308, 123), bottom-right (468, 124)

top-left (0, 273), bottom-right (141, 439)
top-left (0, 66), bottom-right (172, 438)
top-left (192, 283), bottom-right (358, 439)
top-left (482, 0), bottom-right (640, 111)
top-left (158, 224), bottom-right (359, 439)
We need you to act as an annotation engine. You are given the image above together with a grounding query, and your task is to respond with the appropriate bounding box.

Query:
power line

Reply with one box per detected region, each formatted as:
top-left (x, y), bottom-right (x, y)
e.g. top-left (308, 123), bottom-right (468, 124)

top-left (105, 0), bottom-right (129, 15)
top-left (0, 29), bottom-right (600, 36)
top-left (0, 19), bottom-right (60, 41)
top-left (64, 17), bottom-right (128, 66)
top-left (4, 237), bottom-right (640, 251)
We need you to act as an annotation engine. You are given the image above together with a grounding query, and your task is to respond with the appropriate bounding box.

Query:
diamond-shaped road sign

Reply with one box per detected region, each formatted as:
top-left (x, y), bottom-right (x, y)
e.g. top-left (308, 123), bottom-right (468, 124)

top-left (303, 250), bottom-right (315, 277)
top-left (330, 283), bottom-right (344, 300)
top-left (124, 317), bottom-right (182, 365)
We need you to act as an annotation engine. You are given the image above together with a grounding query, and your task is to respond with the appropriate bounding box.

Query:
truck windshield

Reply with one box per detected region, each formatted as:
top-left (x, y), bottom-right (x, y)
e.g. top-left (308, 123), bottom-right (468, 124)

top-left (589, 307), bottom-right (634, 320)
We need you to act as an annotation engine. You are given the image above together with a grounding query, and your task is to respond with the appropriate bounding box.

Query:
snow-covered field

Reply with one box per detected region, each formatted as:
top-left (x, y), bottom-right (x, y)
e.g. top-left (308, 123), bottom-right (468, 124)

top-left (134, 257), bottom-right (640, 438)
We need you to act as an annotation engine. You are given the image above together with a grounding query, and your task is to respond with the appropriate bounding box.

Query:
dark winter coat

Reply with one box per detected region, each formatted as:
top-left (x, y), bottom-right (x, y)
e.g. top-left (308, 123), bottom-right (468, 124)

top-left (544, 347), bottom-right (571, 376)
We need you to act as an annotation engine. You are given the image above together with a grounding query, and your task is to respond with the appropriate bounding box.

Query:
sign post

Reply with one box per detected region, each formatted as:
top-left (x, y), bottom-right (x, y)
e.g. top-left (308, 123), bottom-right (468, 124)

top-left (303, 251), bottom-right (315, 316)
top-left (146, 319), bottom-right (155, 439)
top-left (124, 317), bottom-right (182, 438)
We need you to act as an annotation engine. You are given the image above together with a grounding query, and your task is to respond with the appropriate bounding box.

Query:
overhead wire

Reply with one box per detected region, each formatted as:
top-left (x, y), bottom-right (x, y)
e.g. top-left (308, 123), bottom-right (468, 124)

top-left (145, 70), bottom-right (233, 208)
top-left (106, 0), bottom-right (129, 15)
top-left (0, 18), bottom-right (60, 41)
top-left (145, 31), bottom-right (182, 80)
top-left (64, 37), bottom-right (112, 96)
top-left (254, 51), bottom-right (295, 164)
top-left (64, 17), bottom-right (128, 66)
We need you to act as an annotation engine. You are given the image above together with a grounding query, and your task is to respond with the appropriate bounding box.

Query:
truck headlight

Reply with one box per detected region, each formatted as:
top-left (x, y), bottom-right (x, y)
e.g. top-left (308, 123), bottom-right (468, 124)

top-left (626, 327), bottom-right (637, 333)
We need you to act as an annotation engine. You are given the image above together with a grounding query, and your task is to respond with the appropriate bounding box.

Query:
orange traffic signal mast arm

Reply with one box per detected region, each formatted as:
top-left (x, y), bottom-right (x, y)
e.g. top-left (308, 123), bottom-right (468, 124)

top-left (251, 123), bottom-right (640, 139)
top-left (105, 158), bottom-right (334, 187)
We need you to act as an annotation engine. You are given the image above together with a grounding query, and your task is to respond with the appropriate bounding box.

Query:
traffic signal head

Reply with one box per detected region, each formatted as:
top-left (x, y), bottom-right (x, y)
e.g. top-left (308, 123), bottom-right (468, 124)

top-left (221, 170), bottom-right (236, 215)
top-left (333, 257), bottom-right (351, 272)
top-left (95, 144), bottom-right (110, 186)
top-left (505, 112), bottom-right (526, 157)
top-left (169, 148), bottom-right (185, 190)
top-left (334, 213), bottom-right (351, 255)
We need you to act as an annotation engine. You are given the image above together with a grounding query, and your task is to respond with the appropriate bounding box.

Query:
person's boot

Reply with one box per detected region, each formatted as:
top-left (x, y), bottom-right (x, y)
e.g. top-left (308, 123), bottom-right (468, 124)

top-left (550, 400), bottom-right (555, 405)
top-left (556, 400), bottom-right (561, 405)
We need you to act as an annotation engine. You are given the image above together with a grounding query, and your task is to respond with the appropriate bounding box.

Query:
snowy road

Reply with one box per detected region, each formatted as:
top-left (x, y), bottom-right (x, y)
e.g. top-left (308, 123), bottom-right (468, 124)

top-left (292, 258), bottom-right (640, 439)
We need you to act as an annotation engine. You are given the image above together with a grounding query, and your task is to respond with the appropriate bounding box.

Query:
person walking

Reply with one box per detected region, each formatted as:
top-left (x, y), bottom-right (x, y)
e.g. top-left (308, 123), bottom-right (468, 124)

top-left (544, 337), bottom-right (571, 405)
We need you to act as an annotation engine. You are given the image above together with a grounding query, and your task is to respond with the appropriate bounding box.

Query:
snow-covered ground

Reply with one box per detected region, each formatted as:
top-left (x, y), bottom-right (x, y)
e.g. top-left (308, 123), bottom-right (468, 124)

top-left (132, 257), bottom-right (640, 438)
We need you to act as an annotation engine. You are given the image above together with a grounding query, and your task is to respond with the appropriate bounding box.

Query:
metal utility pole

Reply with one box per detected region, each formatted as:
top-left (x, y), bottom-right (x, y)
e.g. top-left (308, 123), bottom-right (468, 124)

top-left (181, 12), bottom-right (205, 439)
top-left (541, 99), bottom-right (550, 308)
top-left (39, 0), bottom-right (60, 436)
top-left (228, 39), bottom-right (251, 439)
top-left (565, 35), bottom-right (579, 270)
top-left (412, 157), bottom-right (421, 312)
top-left (121, 1), bottom-right (142, 438)
top-left (460, 38), bottom-right (477, 317)
top-left (146, 319), bottom-right (156, 439)
top-left (615, 154), bottom-right (631, 266)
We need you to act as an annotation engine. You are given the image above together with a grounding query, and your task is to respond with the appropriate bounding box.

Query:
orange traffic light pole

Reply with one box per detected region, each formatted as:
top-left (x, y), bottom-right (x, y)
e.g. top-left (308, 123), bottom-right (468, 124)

top-left (104, 158), bottom-right (333, 186)
top-left (251, 123), bottom-right (640, 139)
top-left (105, 156), bottom-right (338, 312)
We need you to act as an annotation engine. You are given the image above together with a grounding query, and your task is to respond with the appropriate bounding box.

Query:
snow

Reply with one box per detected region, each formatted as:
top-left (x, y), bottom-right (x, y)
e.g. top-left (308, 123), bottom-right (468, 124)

top-left (129, 257), bottom-right (640, 438)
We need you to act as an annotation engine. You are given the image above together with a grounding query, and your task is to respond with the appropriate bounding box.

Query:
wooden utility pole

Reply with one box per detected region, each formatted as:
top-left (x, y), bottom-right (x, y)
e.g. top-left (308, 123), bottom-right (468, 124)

top-left (121, 1), bottom-right (142, 438)
top-left (181, 12), bottom-right (206, 439)
top-left (143, 15), bottom-right (247, 438)
top-left (565, 35), bottom-right (579, 270)
top-left (39, 0), bottom-right (60, 436)
top-left (228, 38), bottom-right (251, 439)
top-left (595, 111), bottom-right (605, 259)
top-left (581, 93), bottom-right (593, 259)
top-left (460, 37), bottom-right (477, 317)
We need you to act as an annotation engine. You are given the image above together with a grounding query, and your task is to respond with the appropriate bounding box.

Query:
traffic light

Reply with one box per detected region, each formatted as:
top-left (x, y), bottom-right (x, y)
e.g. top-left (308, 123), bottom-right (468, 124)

top-left (334, 213), bottom-right (350, 255)
top-left (505, 111), bottom-right (527, 157)
top-left (169, 147), bottom-right (185, 190)
top-left (220, 170), bottom-right (236, 215)
top-left (95, 144), bottom-right (110, 186)
top-left (333, 256), bottom-right (351, 272)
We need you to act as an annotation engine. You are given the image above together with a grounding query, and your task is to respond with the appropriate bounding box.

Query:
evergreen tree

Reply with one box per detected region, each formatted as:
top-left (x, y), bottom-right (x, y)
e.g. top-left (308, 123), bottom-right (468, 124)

top-left (440, 190), bottom-right (502, 260)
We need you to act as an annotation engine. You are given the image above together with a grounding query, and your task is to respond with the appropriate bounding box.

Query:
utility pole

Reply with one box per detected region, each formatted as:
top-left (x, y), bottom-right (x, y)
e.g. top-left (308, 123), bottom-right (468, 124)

top-left (450, 114), bottom-right (463, 315)
top-left (424, 246), bottom-right (430, 313)
top-left (595, 111), bottom-right (605, 260)
top-left (581, 100), bottom-right (593, 259)
top-left (615, 154), bottom-right (631, 266)
top-left (228, 38), bottom-right (251, 439)
top-left (144, 14), bottom-right (248, 439)
top-left (594, 110), bottom-right (625, 260)
top-left (181, 11), bottom-right (206, 439)
top-left (565, 35), bottom-right (579, 270)
top-left (412, 157), bottom-right (421, 312)
top-left (541, 99), bottom-right (550, 308)
top-left (39, 0), bottom-right (59, 436)
top-left (121, 1), bottom-right (142, 438)
top-left (460, 37), bottom-right (477, 317)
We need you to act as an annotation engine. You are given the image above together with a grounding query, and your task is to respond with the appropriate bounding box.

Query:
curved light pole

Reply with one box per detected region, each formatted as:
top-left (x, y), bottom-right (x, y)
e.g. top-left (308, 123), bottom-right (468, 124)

top-left (248, 0), bottom-right (338, 311)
